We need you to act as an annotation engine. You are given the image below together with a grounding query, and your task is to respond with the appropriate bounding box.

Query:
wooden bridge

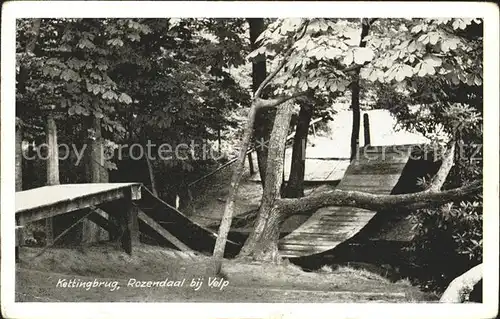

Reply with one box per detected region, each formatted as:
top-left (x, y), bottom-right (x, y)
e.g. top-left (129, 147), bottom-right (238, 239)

top-left (16, 145), bottom-right (419, 260)
top-left (15, 183), bottom-right (236, 258)
top-left (278, 144), bottom-right (416, 258)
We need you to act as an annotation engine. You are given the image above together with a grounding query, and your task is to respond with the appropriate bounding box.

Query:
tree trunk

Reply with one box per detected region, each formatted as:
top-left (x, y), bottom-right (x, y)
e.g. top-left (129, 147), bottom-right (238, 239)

top-left (16, 19), bottom-right (41, 189)
top-left (213, 19), bottom-right (310, 266)
top-left (82, 116), bottom-right (108, 243)
top-left (350, 19), bottom-right (371, 161)
top-left (213, 103), bottom-right (260, 263)
top-left (440, 264), bottom-right (483, 303)
top-left (238, 102), bottom-right (294, 260)
top-left (15, 120), bottom-right (23, 191)
top-left (248, 18), bottom-right (274, 186)
top-left (142, 134), bottom-right (158, 196)
top-left (45, 113), bottom-right (59, 246)
top-left (145, 154), bottom-right (158, 196)
top-left (241, 206), bottom-right (283, 263)
top-left (284, 101), bottom-right (314, 198)
top-left (350, 82), bottom-right (361, 161)
top-left (46, 114), bottom-right (60, 186)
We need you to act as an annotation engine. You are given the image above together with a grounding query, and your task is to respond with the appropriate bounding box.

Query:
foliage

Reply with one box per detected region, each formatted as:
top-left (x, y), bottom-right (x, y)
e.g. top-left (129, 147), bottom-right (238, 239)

top-left (248, 17), bottom-right (483, 269)
top-left (17, 18), bottom-right (251, 190)
top-left (369, 20), bottom-right (483, 292)
top-left (407, 198), bottom-right (482, 292)
top-left (248, 18), bottom-right (483, 132)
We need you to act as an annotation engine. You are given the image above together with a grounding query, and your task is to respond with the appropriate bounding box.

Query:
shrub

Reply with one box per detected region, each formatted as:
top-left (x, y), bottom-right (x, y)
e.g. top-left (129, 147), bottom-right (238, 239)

top-left (407, 198), bottom-right (482, 292)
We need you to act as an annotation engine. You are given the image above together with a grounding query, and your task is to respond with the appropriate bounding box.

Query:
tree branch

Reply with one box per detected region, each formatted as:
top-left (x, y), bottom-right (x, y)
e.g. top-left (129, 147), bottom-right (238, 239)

top-left (254, 20), bottom-right (309, 99)
top-left (278, 180), bottom-right (482, 214)
top-left (440, 264), bottom-right (483, 303)
top-left (426, 141), bottom-right (456, 192)
top-left (254, 91), bottom-right (308, 109)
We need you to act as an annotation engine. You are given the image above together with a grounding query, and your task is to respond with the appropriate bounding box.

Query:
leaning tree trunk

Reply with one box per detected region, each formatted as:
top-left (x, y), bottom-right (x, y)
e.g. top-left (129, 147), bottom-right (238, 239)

top-left (350, 19), bottom-right (371, 161)
top-left (213, 20), bottom-right (310, 269)
top-left (284, 101), bottom-right (314, 198)
top-left (238, 102), bottom-right (294, 261)
top-left (440, 264), bottom-right (483, 303)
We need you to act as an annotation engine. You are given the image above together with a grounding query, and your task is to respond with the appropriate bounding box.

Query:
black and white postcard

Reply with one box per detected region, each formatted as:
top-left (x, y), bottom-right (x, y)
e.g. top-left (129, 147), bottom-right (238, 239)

top-left (1, 1), bottom-right (499, 319)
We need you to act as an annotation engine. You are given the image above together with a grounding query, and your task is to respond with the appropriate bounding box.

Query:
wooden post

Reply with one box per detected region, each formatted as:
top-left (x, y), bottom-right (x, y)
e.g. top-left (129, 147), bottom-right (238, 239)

top-left (122, 189), bottom-right (139, 255)
top-left (15, 222), bottom-right (24, 263)
top-left (45, 113), bottom-right (59, 246)
top-left (363, 113), bottom-right (371, 146)
top-left (248, 152), bottom-right (255, 175)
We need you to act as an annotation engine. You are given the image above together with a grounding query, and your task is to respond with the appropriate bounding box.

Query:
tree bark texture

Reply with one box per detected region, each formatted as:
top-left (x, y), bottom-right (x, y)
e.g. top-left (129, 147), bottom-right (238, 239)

top-left (239, 102), bottom-right (294, 259)
top-left (46, 114), bottom-right (60, 186)
top-left (45, 113), bottom-right (59, 246)
top-left (213, 20), bottom-right (310, 266)
top-left (285, 101), bottom-right (314, 198)
top-left (142, 133), bottom-right (158, 196)
top-left (278, 180), bottom-right (481, 214)
top-left (82, 116), bottom-right (108, 243)
top-left (248, 18), bottom-right (274, 187)
top-left (213, 104), bottom-right (260, 263)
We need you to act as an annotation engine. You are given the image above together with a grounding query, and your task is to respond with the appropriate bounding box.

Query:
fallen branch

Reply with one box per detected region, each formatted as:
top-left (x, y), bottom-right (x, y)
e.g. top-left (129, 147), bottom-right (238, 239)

top-left (440, 264), bottom-right (483, 303)
top-left (278, 180), bottom-right (482, 214)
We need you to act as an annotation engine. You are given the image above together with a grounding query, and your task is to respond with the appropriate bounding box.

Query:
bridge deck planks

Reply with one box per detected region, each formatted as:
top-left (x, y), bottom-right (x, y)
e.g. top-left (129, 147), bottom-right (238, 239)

top-left (16, 183), bottom-right (141, 216)
top-left (278, 145), bottom-right (413, 258)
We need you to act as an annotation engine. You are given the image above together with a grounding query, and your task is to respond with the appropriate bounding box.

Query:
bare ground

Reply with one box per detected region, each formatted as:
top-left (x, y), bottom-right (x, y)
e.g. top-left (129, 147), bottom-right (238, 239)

top-left (15, 244), bottom-right (438, 303)
top-left (186, 153), bottom-right (337, 232)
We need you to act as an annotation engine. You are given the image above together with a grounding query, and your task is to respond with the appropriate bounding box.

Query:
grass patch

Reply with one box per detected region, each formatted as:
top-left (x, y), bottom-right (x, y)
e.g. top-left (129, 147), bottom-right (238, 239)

top-left (15, 243), bottom-right (437, 302)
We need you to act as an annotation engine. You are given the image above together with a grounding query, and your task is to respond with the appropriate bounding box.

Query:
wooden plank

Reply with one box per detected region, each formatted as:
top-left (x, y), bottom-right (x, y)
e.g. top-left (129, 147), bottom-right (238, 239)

top-left (344, 163), bottom-right (408, 175)
top-left (86, 208), bottom-right (116, 234)
top-left (299, 224), bottom-right (373, 232)
top-left (17, 188), bottom-right (130, 224)
top-left (280, 242), bottom-right (344, 250)
top-left (138, 211), bottom-right (192, 252)
top-left (359, 144), bottom-right (417, 154)
top-left (15, 183), bottom-right (140, 213)
top-left (315, 216), bottom-right (374, 223)
top-left (340, 174), bottom-right (403, 186)
top-left (281, 233), bottom-right (356, 243)
top-left (278, 144), bottom-right (415, 257)
top-left (279, 243), bottom-right (342, 249)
